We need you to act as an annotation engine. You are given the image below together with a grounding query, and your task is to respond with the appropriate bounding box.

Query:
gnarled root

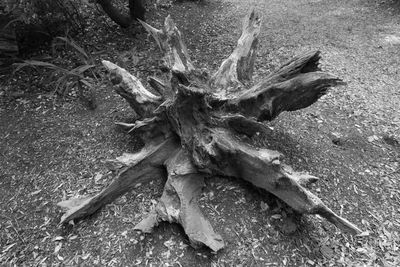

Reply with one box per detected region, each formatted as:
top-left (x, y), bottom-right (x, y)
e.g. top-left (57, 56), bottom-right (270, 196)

top-left (58, 136), bottom-right (179, 224)
top-left (57, 10), bottom-right (362, 252)
top-left (213, 51), bottom-right (345, 121)
top-left (135, 149), bottom-right (224, 252)
top-left (192, 128), bottom-right (362, 234)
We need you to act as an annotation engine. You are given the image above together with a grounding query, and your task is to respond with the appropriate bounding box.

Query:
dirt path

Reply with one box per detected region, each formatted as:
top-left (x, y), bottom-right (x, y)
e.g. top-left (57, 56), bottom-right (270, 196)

top-left (1, 0), bottom-right (399, 266)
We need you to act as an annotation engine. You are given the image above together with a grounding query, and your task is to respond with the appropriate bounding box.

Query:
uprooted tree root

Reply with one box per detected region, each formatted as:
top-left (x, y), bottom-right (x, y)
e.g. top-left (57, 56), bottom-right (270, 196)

top-left (57, 9), bottom-right (361, 252)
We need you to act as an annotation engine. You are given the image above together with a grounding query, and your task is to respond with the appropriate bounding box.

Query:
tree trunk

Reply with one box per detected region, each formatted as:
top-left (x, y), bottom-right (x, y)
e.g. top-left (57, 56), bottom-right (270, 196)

top-left (129, 0), bottom-right (146, 21)
top-left (57, 9), bottom-right (362, 252)
top-left (97, 0), bottom-right (146, 28)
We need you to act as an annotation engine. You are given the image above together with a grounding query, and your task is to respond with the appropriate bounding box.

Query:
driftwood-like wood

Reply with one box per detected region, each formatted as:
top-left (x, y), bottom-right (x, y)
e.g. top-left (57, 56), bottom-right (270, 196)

top-left (58, 9), bottom-right (362, 252)
top-left (210, 10), bottom-right (261, 92)
top-left (135, 149), bottom-right (224, 251)
top-left (139, 16), bottom-right (195, 74)
top-left (58, 137), bottom-right (179, 224)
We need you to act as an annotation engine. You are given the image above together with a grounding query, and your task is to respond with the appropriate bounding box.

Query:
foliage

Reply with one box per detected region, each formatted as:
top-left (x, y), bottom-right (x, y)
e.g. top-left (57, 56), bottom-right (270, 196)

top-left (12, 36), bottom-right (97, 98)
top-left (2, 0), bottom-right (87, 32)
top-left (52, 36), bottom-right (91, 64)
top-left (14, 60), bottom-right (95, 95)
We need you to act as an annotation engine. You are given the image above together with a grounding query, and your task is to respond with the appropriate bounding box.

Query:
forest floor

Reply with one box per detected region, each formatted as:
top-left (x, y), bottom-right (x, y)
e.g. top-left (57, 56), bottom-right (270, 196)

top-left (1, 0), bottom-right (400, 266)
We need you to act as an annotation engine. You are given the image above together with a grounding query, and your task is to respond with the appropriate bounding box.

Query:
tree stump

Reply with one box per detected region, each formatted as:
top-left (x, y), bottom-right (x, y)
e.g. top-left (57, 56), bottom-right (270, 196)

top-left (57, 9), bottom-right (361, 252)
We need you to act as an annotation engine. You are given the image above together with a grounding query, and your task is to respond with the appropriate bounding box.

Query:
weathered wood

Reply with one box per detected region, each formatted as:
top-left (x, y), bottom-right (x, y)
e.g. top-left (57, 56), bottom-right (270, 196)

top-left (139, 16), bottom-right (195, 74)
top-left (147, 76), bottom-right (173, 98)
top-left (211, 9), bottom-right (261, 93)
top-left (223, 51), bottom-right (345, 121)
top-left (58, 10), bottom-right (362, 252)
top-left (57, 136), bottom-right (179, 224)
top-left (102, 60), bottom-right (162, 117)
top-left (190, 128), bottom-right (361, 234)
top-left (135, 149), bottom-right (224, 252)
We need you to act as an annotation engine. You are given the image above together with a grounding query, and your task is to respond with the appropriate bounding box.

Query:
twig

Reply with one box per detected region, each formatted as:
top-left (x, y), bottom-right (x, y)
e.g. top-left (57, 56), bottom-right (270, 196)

top-left (367, 210), bottom-right (381, 223)
top-left (383, 168), bottom-right (399, 177)
top-left (1, 215), bottom-right (26, 244)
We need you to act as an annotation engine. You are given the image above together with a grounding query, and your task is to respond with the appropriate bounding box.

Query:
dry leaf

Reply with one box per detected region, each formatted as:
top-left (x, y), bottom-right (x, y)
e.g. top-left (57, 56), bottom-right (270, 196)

top-left (356, 231), bottom-right (370, 237)
top-left (54, 242), bottom-right (62, 254)
top-left (52, 236), bottom-right (64, 242)
top-left (320, 245), bottom-right (334, 259)
top-left (271, 214), bottom-right (282, 219)
top-left (30, 189), bottom-right (42, 196)
top-left (260, 201), bottom-right (269, 211)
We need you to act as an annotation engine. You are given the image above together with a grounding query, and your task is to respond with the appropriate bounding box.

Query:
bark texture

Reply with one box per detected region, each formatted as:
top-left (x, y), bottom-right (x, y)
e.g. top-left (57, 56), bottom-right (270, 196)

top-left (58, 9), bottom-right (361, 252)
top-left (97, 0), bottom-right (146, 28)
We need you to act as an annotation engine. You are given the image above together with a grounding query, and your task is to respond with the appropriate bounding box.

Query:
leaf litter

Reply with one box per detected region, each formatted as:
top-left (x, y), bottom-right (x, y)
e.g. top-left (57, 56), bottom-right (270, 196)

top-left (1, 0), bottom-right (400, 266)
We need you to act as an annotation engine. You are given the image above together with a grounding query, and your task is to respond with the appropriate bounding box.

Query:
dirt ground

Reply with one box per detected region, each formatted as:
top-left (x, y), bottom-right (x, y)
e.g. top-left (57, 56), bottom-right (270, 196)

top-left (1, 0), bottom-right (400, 266)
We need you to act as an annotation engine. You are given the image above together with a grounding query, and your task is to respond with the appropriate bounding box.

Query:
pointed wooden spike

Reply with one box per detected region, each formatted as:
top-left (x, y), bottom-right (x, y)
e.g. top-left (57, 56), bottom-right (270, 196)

top-left (102, 60), bottom-right (162, 104)
top-left (211, 9), bottom-right (262, 94)
top-left (102, 60), bottom-right (162, 117)
top-left (317, 206), bottom-right (362, 234)
top-left (141, 16), bottom-right (195, 74)
top-left (115, 121), bottom-right (136, 131)
top-left (138, 19), bottom-right (165, 51)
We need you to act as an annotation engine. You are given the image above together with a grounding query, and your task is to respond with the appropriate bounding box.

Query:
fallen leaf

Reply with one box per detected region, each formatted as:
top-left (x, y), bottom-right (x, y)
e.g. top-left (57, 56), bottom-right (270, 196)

top-left (52, 236), bottom-right (64, 242)
top-left (121, 230), bottom-right (128, 238)
top-left (54, 242), bottom-right (62, 254)
top-left (260, 201), bottom-right (269, 211)
top-left (368, 135), bottom-right (379, 142)
top-left (94, 172), bottom-right (103, 183)
top-left (271, 214), bottom-right (282, 219)
top-left (356, 247), bottom-right (368, 254)
top-left (30, 189), bottom-right (42, 196)
top-left (356, 231), bottom-right (370, 237)
top-left (320, 244), bottom-right (334, 259)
